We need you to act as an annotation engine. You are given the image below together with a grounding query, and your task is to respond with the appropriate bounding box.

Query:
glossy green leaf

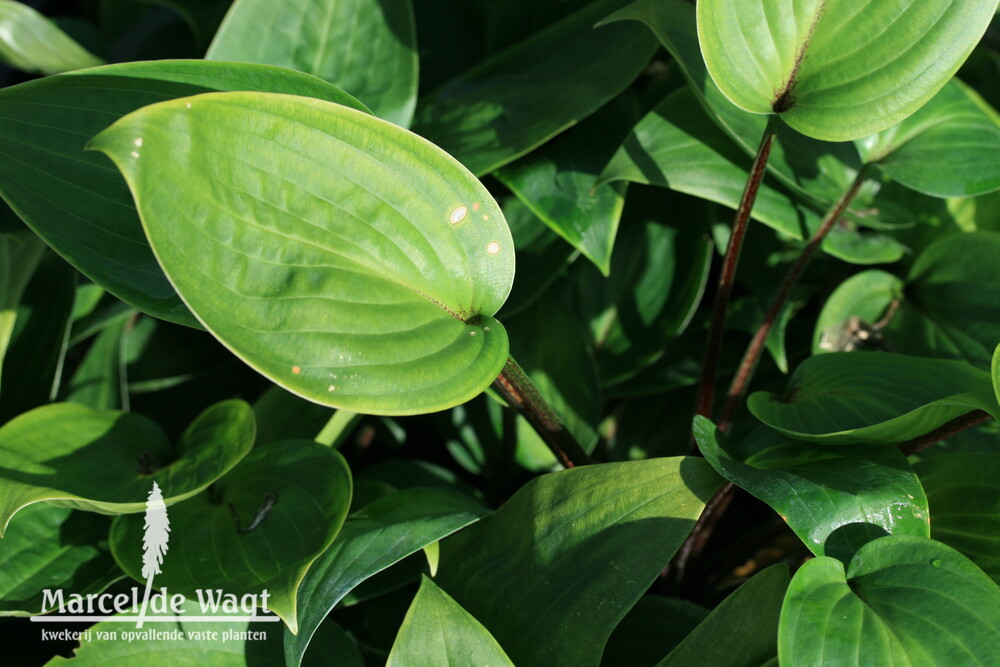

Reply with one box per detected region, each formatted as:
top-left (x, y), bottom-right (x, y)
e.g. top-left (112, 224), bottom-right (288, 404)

top-left (0, 252), bottom-right (75, 423)
top-left (748, 352), bottom-right (1000, 444)
top-left (91, 91), bottom-right (514, 416)
top-left (813, 270), bottom-right (902, 354)
top-left (601, 596), bottom-right (708, 667)
top-left (435, 458), bottom-right (721, 667)
top-left (0, 399), bottom-right (254, 534)
top-left (915, 453), bottom-right (1000, 583)
top-left (697, 0), bottom-right (1000, 141)
top-left (62, 318), bottom-right (127, 410)
top-left (207, 0), bottom-right (418, 127)
top-left (110, 439), bottom-right (352, 630)
top-left (694, 418), bottom-right (929, 563)
top-left (780, 536), bottom-right (1000, 666)
top-left (254, 385), bottom-right (335, 446)
top-left (0, 230), bottom-right (44, 387)
top-left (858, 80), bottom-right (1000, 197)
top-left (0, 0), bottom-right (104, 74)
top-left (495, 96), bottom-right (637, 274)
top-left (574, 206), bottom-right (711, 387)
top-left (286, 486), bottom-right (487, 666)
top-left (887, 231), bottom-right (1000, 370)
top-left (659, 565), bottom-right (789, 667)
top-left (387, 575), bottom-right (514, 666)
top-left (604, 0), bottom-right (871, 213)
top-left (0, 60), bottom-right (368, 326)
top-left (0, 503), bottom-right (119, 616)
top-left (600, 86), bottom-right (818, 240)
top-left (413, 0), bottom-right (657, 175)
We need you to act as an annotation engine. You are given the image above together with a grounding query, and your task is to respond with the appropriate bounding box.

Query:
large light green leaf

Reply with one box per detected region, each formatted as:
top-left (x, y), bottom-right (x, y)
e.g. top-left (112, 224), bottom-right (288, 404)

top-left (915, 453), bottom-right (1000, 583)
top-left (387, 575), bottom-right (514, 666)
top-left (779, 536), bottom-right (1000, 666)
top-left (0, 399), bottom-right (254, 534)
top-left (435, 458), bottom-right (721, 667)
top-left (658, 565), bottom-right (789, 667)
top-left (887, 231), bottom-right (1000, 370)
top-left (110, 439), bottom-right (351, 630)
top-left (286, 487), bottom-right (487, 666)
top-left (91, 91), bottom-right (514, 416)
top-left (0, 503), bottom-right (120, 616)
top-left (413, 0), bottom-right (656, 175)
top-left (0, 60), bottom-right (368, 326)
top-left (0, 0), bottom-right (104, 74)
top-left (697, 0), bottom-right (1000, 141)
top-left (495, 96), bottom-right (636, 274)
top-left (600, 86), bottom-right (818, 240)
top-left (858, 80), bottom-right (1000, 197)
top-left (694, 418), bottom-right (929, 563)
top-left (0, 230), bottom-right (44, 388)
top-left (748, 352), bottom-right (1000, 444)
top-left (207, 0), bottom-right (418, 127)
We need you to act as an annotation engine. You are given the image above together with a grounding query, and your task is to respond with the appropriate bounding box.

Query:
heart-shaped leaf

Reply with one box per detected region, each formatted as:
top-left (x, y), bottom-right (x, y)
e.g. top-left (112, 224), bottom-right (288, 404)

top-left (748, 352), bottom-right (1000, 444)
top-left (0, 399), bottom-right (254, 534)
top-left (858, 80), bottom-right (1000, 197)
top-left (658, 564), bottom-right (789, 667)
top-left (435, 458), bottom-right (720, 667)
top-left (915, 452), bottom-right (1000, 583)
top-left (0, 60), bottom-right (369, 326)
top-left (387, 575), bottom-right (514, 666)
top-left (90, 91), bottom-right (515, 415)
top-left (286, 486), bottom-right (487, 666)
top-left (780, 536), bottom-right (1000, 666)
top-left (110, 439), bottom-right (352, 630)
top-left (694, 418), bottom-right (929, 563)
top-left (0, 503), bottom-right (120, 616)
top-left (0, 0), bottom-right (103, 75)
top-left (207, 0), bottom-right (418, 127)
top-left (413, 0), bottom-right (656, 176)
top-left (696, 0), bottom-right (1000, 140)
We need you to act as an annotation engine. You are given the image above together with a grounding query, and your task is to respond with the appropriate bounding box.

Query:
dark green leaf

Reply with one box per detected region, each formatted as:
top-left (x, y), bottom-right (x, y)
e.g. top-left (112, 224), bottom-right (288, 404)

top-left (413, 0), bottom-right (657, 175)
top-left (110, 439), bottom-right (352, 629)
top-left (62, 318), bottom-right (128, 410)
top-left (813, 270), bottom-right (903, 354)
top-left (0, 399), bottom-right (254, 533)
top-left (780, 536), bottom-right (1000, 666)
top-left (694, 418), bottom-right (929, 563)
top-left (748, 352), bottom-right (1000, 444)
top-left (435, 458), bottom-right (721, 667)
top-left (601, 596), bottom-right (708, 667)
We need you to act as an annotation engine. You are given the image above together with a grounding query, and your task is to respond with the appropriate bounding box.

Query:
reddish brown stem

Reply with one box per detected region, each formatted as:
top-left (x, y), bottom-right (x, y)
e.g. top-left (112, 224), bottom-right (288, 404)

top-left (718, 164), bottom-right (872, 433)
top-left (695, 116), bottom-right (781, 424)
top-left (671, 482), bottom-right (737, 584)
top-left (900, 410), bottom-right (993, 456)
top-left (493, 356), bottom-right (593, 468)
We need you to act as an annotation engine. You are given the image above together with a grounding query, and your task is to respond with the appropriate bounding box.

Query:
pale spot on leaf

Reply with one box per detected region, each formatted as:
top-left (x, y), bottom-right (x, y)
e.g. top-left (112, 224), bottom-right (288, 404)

top-left (487, 241), bottom-right (501, 255)
top-left (450, 206), bottom-right (468, 224)
top-left (130, 151), bottom-right (140, 159)
top-left (134, 138), bottom-right (143, 147)
top-left (291, 366), bottom-right (302, 374)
